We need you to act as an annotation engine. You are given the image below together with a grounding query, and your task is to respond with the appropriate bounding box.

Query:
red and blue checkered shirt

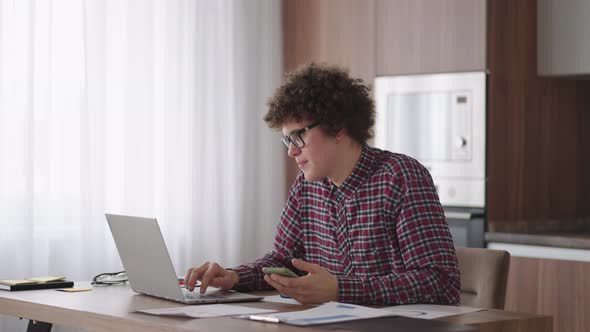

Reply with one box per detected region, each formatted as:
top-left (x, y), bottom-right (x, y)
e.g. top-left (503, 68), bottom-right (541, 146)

top-left (232, 144), bottom-right (460, 305)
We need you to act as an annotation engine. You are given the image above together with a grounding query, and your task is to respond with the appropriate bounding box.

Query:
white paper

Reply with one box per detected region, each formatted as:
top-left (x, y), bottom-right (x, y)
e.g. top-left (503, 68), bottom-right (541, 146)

top-left (246, 301), bottom-right (394, 326)
top-left (262, 295), bottom-right (320, 306)
top-left (138, 304), bottom-right (276, 318)
top-left (381, 304), bottom-right (484, 319)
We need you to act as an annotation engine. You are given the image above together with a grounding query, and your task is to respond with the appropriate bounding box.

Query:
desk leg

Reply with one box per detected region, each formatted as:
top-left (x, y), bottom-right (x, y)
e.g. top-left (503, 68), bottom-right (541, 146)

top-left (27, 320), bottom-right (52, 332)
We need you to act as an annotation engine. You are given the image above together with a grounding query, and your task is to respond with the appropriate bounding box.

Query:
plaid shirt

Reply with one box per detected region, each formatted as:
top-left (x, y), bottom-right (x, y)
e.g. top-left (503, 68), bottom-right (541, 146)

top-left (232, 144), bottom-right (460, 305)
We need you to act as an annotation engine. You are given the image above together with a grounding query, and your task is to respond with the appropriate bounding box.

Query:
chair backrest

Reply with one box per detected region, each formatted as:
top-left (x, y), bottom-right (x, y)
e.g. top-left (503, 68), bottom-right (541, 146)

top-left (456, 247), bottom-right (510, 309)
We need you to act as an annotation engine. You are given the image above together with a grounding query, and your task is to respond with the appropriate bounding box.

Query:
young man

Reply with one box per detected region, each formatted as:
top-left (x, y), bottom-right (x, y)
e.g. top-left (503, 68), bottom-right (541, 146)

top-left (184, 63), bottom-right (460, 305)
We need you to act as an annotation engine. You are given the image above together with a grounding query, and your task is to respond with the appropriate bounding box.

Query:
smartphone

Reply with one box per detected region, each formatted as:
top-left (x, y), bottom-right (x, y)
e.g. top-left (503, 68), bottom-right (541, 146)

top-left (261, 267), bottom-right (298, 278)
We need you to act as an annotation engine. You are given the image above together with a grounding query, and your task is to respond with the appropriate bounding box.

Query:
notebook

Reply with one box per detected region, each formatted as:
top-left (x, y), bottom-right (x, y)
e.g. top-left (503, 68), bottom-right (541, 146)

top-left (105, 214), bottom-right (262, 304)
top-left (0, 279), bottom-right (74, 291)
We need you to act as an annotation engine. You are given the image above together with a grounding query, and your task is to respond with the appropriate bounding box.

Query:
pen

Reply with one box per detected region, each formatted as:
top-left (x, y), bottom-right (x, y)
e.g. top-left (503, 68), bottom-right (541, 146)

top-left (249, 315), bottom-right (280, 323)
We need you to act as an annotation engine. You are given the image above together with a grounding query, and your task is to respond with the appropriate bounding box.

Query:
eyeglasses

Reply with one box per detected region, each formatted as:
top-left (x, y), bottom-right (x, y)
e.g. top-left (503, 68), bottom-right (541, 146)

top-left (91, 271), bottom-right (128, 286)
top-left (281, 121), bottom-right (320, 149)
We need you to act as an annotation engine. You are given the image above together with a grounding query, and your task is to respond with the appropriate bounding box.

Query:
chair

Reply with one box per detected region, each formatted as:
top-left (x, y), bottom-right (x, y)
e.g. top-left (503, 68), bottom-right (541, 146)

top-left (456, 247), bottom-right (510, 309)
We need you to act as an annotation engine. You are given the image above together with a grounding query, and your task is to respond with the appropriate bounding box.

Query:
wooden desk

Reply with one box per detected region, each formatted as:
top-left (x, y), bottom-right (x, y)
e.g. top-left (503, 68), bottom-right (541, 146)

top-left (0, 282), bottom-right (551, 332)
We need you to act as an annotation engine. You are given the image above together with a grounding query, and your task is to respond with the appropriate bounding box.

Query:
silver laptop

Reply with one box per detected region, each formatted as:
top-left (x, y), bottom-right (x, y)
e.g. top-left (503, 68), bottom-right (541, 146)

top-left (105, 213), bottom-right (262, 304)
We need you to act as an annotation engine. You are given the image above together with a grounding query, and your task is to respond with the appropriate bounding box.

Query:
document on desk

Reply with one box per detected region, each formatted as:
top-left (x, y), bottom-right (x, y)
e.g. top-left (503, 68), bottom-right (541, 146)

top-left (241, 301), bottom-right (395, 326)
top-left (262, 294), bottom-right (320, 306)
top-left (137, 304), bottom-right (276, 318)
top-left (381, 304), bottom-right (484, 319)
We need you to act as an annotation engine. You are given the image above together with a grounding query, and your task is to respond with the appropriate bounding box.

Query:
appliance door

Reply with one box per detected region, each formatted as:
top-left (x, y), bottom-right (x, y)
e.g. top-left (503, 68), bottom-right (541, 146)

top-left (444, 207), bottom-right (485, 248)
top-left (378, 90), bottom-right (472, 162)
top-left (374, 72), bottom-right (486, 208)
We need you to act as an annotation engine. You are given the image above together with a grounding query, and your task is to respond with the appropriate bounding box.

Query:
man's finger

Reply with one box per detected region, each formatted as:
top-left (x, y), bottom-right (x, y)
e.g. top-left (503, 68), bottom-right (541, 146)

top-left (187, 263), bottom-right (209, 291)
top-left (264, 275), bottom-right (280, 290)
top-left (184, 268), bottom-right (194, 288)
top-left (292, 258), bottom-right (321, 273)
top-left (270, 273), bottom-right (298, 288)
top-left (199, 263), bottom-right (221, 294)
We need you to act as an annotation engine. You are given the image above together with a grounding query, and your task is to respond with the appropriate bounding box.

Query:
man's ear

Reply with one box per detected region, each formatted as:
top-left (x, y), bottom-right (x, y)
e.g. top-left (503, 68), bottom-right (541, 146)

top-left (335, 127), bottom-right (347, 141)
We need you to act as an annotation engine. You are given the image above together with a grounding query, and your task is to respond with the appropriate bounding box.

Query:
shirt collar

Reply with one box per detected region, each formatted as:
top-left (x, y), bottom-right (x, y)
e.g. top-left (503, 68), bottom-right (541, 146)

top-left (322, 143), bottom-right (377, 199)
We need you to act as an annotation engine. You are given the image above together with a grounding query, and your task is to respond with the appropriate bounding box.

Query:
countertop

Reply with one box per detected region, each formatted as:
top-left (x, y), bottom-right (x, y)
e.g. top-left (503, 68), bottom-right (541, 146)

top-left (485, 231), bottom-right (590, 250)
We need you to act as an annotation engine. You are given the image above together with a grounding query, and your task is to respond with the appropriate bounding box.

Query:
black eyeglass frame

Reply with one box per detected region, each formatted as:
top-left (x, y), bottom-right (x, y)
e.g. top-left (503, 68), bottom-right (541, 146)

top-left (281, 121), bottom-right (321, 149)
top-left (91, 271), bottom-right (128, 286)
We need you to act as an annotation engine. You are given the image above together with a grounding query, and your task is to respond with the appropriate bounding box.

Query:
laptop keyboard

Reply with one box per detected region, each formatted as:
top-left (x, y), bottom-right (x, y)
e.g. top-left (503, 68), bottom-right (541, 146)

top-left (182, 289), bottom-right (224, 300)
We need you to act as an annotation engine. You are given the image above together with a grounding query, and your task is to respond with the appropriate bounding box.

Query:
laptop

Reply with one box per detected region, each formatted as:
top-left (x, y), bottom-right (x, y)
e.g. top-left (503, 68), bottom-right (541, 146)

top-left (105, 213), bottom-right (262, 304)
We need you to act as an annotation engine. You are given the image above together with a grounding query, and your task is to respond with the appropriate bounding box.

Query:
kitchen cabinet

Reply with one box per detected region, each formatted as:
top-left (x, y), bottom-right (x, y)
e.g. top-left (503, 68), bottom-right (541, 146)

top-left (538, 0), bottom-right (590, 76)
top-left (486, 0), bottom-right (590, 228)
top-left (283, 0), bottom-right (375, 84)
top-left (500, 253), bottom-right (590, 332)
top-left (375, 0), bottom-right (486, 76)
top-left (487, 236), bottom-right (590, 332)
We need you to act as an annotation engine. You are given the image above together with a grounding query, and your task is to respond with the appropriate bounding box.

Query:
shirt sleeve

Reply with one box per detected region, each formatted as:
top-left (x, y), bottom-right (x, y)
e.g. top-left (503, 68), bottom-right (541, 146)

top-left (231, 174), bottom-right (306, 291)
top-left (337, 159), bottom-right (461, 305)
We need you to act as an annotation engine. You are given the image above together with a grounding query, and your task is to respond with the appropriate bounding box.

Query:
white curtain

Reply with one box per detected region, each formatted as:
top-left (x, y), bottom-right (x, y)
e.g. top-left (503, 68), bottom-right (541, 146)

top-left (0, 0), bottom-right (283, 329)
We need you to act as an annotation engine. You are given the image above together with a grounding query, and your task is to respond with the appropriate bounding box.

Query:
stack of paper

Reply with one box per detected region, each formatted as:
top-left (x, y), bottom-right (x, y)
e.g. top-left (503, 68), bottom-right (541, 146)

top-left (245, 302), bottom-right (395, 326)
top-left (0, 276), bottom-right (65, 286)
top-left (137, 304), bottom-right (277, 318)
top-left (26, 276), bottom-right (66, 283)
top-left (381, 304), bottom-right (483, 319)
top-left (239, 302), bottom-right (485, 326)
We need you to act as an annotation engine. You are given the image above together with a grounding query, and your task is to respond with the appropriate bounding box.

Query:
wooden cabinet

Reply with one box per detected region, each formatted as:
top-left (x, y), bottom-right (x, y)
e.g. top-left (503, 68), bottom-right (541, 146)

top-left (538, 0), bottom-right (590, 76)
top-left (504, 255), bottom-right (590, 332)
top-left (375, 0), bottom-right (486, 76)
top-left (486, 0), bottom-right (590, 229)
top-left (283, 0), bottom-right (375, 84)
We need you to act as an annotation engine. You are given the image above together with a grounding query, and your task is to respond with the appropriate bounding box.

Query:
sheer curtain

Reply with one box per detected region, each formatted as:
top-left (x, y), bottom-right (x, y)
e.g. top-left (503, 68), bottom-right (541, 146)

top-left (0, 0), bottom-right (283, 329)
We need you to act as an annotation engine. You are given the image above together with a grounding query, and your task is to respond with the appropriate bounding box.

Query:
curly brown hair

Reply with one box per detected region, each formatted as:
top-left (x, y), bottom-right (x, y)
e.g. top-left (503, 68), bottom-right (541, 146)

top-left (264, 63), bottom-right (375, 143)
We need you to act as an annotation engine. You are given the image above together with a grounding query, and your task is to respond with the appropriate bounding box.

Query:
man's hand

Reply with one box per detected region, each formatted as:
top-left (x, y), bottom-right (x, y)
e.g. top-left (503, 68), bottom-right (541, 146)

top-left (184, 262), bottom-right (239, 294)
top-left (263, 258), bottom-right (338, 304)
